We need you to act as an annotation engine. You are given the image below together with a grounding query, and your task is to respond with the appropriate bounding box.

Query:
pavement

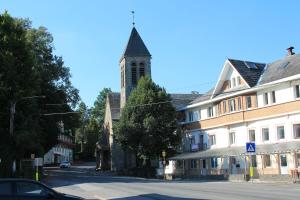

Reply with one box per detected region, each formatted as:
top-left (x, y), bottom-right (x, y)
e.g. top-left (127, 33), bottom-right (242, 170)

top-left (44, 163), bottom-right (300, 200)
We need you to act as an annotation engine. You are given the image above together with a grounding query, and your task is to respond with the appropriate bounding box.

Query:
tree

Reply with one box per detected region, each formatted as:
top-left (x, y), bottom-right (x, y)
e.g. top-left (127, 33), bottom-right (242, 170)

top-left (114, 76), bottom-right (180, 166)
top-left (0, 11), bottom-right (80, 176)
top-left (91, 88), bottom-right (111, 126)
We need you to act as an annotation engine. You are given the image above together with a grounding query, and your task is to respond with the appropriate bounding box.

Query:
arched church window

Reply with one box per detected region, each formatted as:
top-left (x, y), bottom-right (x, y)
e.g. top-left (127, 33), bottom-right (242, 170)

top-left (139, 62), bottom-right (145, 77)
top-left (131, 62), bottom-right (137, 85)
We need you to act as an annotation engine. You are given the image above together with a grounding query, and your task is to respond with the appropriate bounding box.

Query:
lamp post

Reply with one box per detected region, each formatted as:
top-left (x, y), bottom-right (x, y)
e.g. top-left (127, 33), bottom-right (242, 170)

top-left (9, 95), bottom-right (46, 174)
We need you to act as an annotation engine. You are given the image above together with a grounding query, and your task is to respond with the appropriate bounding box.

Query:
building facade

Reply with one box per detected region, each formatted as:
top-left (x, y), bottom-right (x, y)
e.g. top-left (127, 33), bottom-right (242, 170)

top-left (44, 122), bottom-right (75, 165)
top-left (171, 48), bottom-right (300, 181)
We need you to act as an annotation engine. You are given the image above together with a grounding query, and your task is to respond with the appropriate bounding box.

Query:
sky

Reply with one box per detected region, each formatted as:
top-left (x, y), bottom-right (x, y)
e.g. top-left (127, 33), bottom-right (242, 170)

top-left (1, 0), bottom-right (300, 107)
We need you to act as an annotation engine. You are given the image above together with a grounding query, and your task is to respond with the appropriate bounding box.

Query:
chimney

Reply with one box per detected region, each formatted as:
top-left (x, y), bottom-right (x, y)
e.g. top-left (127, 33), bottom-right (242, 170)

top-left (286, 46), bottom-right (295, 56)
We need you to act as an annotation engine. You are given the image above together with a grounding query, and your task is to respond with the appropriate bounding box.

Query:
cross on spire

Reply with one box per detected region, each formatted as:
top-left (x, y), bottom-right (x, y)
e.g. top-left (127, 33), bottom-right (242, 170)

top-left (131, 11), bottom-right (135, 27)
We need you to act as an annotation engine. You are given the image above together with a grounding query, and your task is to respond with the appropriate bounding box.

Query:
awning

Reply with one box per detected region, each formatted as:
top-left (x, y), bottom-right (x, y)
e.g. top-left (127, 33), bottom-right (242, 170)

top-left (170, 141), bottom-right (300, 160)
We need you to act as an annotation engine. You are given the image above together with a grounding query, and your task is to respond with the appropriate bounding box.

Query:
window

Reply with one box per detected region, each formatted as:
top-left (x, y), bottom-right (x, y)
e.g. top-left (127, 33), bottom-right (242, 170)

top-left (295, 85), bottom-right (300, 98)
top-left (229, 99), bottom-right (236, 112)
top-left (296, 153), bottom-right (300, 167)
top-left (263, 92), bottom-right (269, 105)
top-left (232, 77), bottom-right (236, 88)
top-left (294, 124), bottom-right (300, 138)
top-left (139, 63), bottom-right (145, 77)
top-left (280, 155), bottom-right (287, 167)
top-left (262, 128), bottom-right (269, 141)
top-left (190, 159), bottom-right (197, 169)
top-left (202, 159), bottom-right (206, 169)
top-left (228, 80), bottom-right (231, 89)
top-left (264, 155), bottom-right (271, 167)
top-left (277, 126), bottom-right (285, 140)
top-left (0, 182), bottom-right (12, 195)
top-left (188, 111), bottom-right (193, 122)
top-left (193, 111), bottom-right (200, 121)
top-left (131, 66), bottom-right (137, 85)
top-left (229, 132), bottom-right (236, 145)
top-left (211, 158), bottom-right (218, 168)
top-left (237, 76), bottom-right (241, 85)
top-left (238, 97), bottom-right (242, 110)
top-left (208, 106), bottom-right (214, 118)
top-left (223, 101), bottom-right (227, 113)
top-left (249, 130), bottom-right (255, 142)
top-left (246, 96), bottom-right (252, 109)
top-left (209, 135), bottom-right (216, 146)
top-left (271, 91), bottom-right (276, 103)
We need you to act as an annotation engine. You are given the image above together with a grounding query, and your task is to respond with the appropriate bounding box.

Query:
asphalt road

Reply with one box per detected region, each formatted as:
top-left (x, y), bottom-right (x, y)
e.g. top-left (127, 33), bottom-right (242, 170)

top-left (44, 164), bottom-right (300, 200)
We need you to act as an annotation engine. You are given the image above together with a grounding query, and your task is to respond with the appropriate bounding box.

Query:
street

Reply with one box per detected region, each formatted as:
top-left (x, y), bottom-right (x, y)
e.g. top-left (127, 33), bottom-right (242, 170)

top-left (44, 163), bottom-right (300, 200)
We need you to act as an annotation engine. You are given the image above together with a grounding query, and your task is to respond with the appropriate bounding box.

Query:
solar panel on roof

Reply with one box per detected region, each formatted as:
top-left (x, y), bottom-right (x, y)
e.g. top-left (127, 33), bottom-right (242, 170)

top-left (244, 61), bottom-right (258, 69)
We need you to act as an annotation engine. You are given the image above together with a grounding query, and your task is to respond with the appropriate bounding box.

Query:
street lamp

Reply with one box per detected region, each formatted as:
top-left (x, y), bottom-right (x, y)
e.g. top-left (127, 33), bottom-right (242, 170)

top-left (9, 95), bottom-right (46, 174)
top-left (10, 95), bottom-right (46, 136)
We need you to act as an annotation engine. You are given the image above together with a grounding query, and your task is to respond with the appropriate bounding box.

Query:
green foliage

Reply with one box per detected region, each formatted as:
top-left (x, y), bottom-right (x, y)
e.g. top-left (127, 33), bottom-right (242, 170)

top-left (114, 76), bottom-right (180, 162)
top-left (0, 11), bottom-right (80, 175)
top-left (91, 88), bottom-right (111, 125)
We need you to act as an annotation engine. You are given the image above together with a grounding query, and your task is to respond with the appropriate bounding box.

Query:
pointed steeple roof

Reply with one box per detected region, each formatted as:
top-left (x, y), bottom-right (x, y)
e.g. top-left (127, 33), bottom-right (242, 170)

top-left (121, 27), bottom-right (151, 59)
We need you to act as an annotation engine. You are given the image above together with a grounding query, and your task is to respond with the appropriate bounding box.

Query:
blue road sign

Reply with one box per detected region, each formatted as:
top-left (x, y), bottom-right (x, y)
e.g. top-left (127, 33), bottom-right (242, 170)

top-left (246, 142), bottom-right (256, 153)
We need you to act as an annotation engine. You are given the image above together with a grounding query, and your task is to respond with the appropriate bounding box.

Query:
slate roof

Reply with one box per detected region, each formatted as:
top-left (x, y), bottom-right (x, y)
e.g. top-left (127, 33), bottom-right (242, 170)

top-left (259, 53), bottom-right (300, 85)
top-left (121, 27), bottom-right (151, 59)
top-left (189, 88), bottom-right (214, 105)
top-left (170, 93), bottom-right (202, 109)
top-left (107, 92), bottom-right (120, 120)
top-left (170, 141), bottom-right (300, 160)
top-left (228, 59), bottom-right (266, 87)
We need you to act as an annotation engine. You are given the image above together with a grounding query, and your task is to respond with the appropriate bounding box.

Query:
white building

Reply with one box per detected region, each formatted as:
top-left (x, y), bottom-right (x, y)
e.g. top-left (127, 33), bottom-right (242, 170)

top-left (171, 47), bottom-right (300, 181)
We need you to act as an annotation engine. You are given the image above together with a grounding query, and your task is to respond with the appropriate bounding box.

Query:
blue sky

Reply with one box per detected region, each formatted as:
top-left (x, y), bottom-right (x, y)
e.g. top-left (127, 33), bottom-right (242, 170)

top-left (1, 0), bottom-right (300, 107)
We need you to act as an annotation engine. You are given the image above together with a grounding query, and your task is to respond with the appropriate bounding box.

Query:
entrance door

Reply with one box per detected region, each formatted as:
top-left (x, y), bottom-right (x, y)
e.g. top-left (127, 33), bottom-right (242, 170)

top-left (280, 154), bottom-right (288, 174)
top-left (230, 157), bottom-right (237, 174)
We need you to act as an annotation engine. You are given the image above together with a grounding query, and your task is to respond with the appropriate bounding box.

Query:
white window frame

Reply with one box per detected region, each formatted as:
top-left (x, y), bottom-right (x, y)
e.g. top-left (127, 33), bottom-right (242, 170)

top-left (209, 135), bottom-right (216, 146)
top-left (229, 132), bottom-right (236, 145)
top-left (207, 106), bottom-right (214, 118)
top-left (229, 99), bottom-right (236, 112)
top-left (246, 96), bottom-right (252, 109)
top-left (263, 92), bottom-right (269, 106)
top-left (277, 125), bottom-right (285, 140)
top-left (271, 91), bottom-right (276, 104)
top-left (262, 127), bottom-right (270, 142)
top-left (238, 97), bottom-right (242, 111)
top-left (295, 85), bottom-right (300, 99)
top-left (248, 129), bottom-right (256, 142)
top-left (293, 123), bottom-right (300, 139)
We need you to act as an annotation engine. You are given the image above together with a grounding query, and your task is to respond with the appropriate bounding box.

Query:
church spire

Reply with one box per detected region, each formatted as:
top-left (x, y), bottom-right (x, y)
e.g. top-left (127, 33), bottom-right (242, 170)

top-left (131, 11), bottom-right (135, 27)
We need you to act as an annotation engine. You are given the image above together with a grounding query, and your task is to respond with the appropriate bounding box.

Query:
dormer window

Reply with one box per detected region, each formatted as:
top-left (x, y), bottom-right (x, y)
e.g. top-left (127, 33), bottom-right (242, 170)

top-left (237, 76), bottom-right (241, 85)
top-left (232, 78), bottom-right (236, 88)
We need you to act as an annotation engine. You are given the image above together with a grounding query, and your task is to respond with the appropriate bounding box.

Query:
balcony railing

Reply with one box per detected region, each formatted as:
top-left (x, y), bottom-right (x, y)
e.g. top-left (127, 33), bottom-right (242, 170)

top-left (190, 143), bottom-right (207, 152)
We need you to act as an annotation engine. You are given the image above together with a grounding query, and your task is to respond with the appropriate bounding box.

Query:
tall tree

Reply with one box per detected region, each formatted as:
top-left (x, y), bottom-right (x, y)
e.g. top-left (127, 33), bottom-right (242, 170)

top-left (114, 76), bottom-right (180, 166)
top-left (91, 88), bottom-right (111, 126)
top-left (0, 11), bottom-right (80, 176)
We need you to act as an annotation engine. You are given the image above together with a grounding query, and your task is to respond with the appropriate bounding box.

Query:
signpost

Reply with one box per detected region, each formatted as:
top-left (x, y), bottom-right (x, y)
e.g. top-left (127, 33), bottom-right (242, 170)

top-left (246, 142), bottom-right (256, 181)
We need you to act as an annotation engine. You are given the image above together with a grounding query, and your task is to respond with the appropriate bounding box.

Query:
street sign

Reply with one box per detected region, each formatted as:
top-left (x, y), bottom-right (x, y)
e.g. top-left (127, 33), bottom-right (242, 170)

top-left (246, 142), bottom-right (256, 153)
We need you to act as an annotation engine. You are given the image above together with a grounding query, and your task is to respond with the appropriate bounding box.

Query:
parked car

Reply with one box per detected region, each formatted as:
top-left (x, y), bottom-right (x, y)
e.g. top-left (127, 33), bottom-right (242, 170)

top-left (59, 161), bottom-right (71, 168)
top-left (0, 179), bottom-right (83, 199)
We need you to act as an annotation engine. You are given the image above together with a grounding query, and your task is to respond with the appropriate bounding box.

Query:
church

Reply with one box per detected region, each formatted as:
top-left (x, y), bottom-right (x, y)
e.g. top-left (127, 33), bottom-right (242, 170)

top-left (102, 26), bottom-right (200, 171)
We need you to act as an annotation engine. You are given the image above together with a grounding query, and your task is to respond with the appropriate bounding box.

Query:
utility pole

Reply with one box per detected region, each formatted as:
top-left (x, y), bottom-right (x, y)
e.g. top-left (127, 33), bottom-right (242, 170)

top-left (9, 96), bottom-right (45, 174)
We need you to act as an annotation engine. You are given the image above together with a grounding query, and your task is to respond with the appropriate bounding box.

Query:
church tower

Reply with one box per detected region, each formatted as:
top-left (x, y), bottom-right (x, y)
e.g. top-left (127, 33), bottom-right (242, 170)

top-left (120, 27), bottom-right (152, 108)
